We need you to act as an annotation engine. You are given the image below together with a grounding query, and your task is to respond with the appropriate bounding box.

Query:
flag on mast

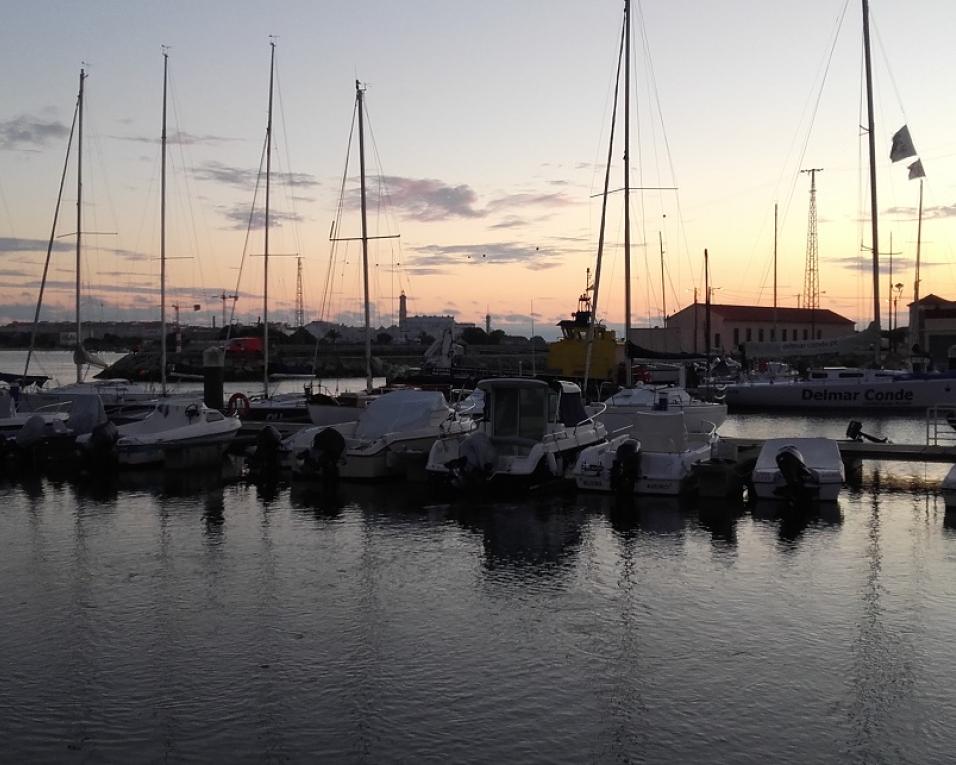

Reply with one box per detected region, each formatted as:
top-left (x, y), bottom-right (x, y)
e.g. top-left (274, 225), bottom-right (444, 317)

top-left (908, 159), bottom-right (926, 180)
top-left (890, 125), bottom-right (917, 162)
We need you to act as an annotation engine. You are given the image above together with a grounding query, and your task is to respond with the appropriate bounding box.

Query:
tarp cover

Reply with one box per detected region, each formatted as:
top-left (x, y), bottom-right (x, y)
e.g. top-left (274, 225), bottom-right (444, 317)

top-left (354, 389), bottom-right (451, 441)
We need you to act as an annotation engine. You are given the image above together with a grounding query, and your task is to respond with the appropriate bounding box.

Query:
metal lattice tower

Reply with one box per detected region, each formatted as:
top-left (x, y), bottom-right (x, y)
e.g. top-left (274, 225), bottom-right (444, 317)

top-left (801, 168), bottom-right (823, 312)
top-left (295, 255), bottom-right (305, 328)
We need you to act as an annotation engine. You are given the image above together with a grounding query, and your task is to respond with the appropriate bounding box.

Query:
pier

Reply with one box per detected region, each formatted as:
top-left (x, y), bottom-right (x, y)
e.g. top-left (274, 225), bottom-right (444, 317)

top-left (721, 437), bottom-right (956, 464)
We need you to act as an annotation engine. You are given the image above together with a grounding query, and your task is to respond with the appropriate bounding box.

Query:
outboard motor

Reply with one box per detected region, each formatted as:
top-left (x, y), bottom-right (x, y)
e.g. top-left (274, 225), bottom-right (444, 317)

top-left (610, 438), bottom-right (640, 495)
top-left (775, 445), bottom-right (816, 501)
top-left (83, 420), bottom-right (120, 468)
top-left (249, 425), bottom-right (284, 473)
top-left (302, 427), bottom-right (347, 485)
top-left (846, 420), bottom-right (889, 443)
top-left (447, 431), bottom-right (497, 489)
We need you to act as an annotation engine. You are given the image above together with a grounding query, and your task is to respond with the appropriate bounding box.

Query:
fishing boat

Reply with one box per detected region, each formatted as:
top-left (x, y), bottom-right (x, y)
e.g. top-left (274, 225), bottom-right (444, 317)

top-left (751, 438), bottom-right (844, 502)
top-left (574, 409), bottom-right (718, 496)
top-left (287, 389), bottom-right (475, 481)
top-left (77, 399), bottom-right (240, 467)
top-left (425, 378), bottom-right (606, 490)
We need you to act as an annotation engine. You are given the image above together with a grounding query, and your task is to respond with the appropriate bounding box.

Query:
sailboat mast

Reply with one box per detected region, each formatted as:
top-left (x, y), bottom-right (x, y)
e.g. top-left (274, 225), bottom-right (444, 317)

top-left (914, 178), bottom-right (923, 349)
top-left (773, 202), bottom-right (779, 337)
top-left (263, 41), bottom-right (275, 398)
top-left (659, 231), bottom-right (666, 323)
top-left (623, 0), bottom-right (632, 387)
top-left (356, 80), bottom-right (373, 393)
top-left (75, 67), bottom-right (85, 384)
top-left (582, 11), bottom-right (625, 393)
top-left (704, 249), bottom-right (711, 361)
top-left (862, 0), bottom-right (881, 364)
top-left (161, 49), bottom-right (168, 396)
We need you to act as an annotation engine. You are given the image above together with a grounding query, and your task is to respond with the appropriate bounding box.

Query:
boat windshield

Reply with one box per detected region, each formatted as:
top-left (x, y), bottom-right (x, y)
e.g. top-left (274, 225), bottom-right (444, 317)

top-left (558, 391), bottom-right (589, 426)
top-left (491, 386), bottom-right (548, 441)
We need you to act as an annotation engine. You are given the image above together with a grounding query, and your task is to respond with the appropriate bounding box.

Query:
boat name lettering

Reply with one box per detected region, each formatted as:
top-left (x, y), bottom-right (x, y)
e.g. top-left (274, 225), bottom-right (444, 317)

top-left (800, 388), bottom-right (914, 402)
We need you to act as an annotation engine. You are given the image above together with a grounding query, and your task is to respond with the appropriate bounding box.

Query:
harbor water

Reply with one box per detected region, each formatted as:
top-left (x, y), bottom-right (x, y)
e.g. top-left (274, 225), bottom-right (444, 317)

top-left (2, 352), bottom-right (956, 762)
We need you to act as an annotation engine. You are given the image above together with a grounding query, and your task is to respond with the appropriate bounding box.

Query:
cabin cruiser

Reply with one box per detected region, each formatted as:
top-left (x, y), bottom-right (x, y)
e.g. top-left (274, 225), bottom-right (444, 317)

top-left (574, 410), bottom-right (718, 496)
top-left (723, 366), bottom-right (956, 411)
top-left (425, 378), bottom-right (606, 490)
top-left (285, 389), bottom-right (475, 481)
top-left (751, 437), bottom-right (844, 502)
top-left (76, 399), bottom-right (240, 467)
top-left (595, 384), bottom-right (726, 435)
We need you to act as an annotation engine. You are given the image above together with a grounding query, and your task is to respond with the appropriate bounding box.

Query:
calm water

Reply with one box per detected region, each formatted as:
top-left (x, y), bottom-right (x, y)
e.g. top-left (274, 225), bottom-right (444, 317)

top-left (3, 351), bottom-right (956, 762)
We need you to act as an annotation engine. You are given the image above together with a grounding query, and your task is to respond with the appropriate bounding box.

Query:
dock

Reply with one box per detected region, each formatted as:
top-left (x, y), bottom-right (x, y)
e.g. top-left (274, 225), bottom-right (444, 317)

top-left (721, 437), bottom-right (956, 464)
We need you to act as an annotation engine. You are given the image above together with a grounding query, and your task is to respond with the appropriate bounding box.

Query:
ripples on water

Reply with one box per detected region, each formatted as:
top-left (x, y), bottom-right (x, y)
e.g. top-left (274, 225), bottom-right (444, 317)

top-left (2, 408), bottom-right (956, 761)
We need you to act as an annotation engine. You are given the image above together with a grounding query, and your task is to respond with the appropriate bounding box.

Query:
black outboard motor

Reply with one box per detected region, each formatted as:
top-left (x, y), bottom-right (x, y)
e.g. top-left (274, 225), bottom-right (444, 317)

top-left (610, 438), bottom-right (640, 495)
top-left (775, 445), bottom-right (816, 501)
top-left (447, 431), bottom-right (497, 490)
top-left (83, 420), bottom-right (120, 468)
top-left (302, 427), bottom-right (347, 485)
top-left (846, 420), bottom-right (889, 443)
top-left (249, 425), bottom-right (284, 473)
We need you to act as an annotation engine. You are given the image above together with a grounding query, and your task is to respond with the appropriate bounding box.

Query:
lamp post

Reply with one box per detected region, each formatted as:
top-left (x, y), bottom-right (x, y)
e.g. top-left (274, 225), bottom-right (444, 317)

top-left (893, 282), bottom-right (904, 338)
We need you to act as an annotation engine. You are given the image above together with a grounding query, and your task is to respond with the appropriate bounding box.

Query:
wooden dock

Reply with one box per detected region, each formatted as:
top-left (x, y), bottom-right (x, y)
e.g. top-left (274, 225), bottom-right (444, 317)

top-left (721, 437), bottom-right (956, 464)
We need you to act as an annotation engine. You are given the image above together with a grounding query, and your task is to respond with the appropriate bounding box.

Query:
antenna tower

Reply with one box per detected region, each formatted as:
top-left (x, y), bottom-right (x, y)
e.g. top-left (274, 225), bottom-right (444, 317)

top-left (801, 168), bottom-right (823, 312)
top-left (295, 255), bottom-right (305, 327)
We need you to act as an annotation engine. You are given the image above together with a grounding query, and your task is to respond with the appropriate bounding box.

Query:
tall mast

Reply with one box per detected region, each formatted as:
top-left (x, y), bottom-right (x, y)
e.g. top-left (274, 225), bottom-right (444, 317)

top-left (623, 0), bottom-right (632, 387)
top-left (582, 11), bottom-right (625, 392)
top-left (263, 40), bottom-right (275, 398)
top-left (356, 80), bottom-right (373, 393)
top-left (704, 249), bottom-right (711, 361)
top-left (914, 178), bottom-right (923, 350)
top-left (75, 68), bottom-right (85, 384)
top-left (659, 231), bottom-right (666, 323)
top-left (773, 202), bottom-right (778, 338)
top-left (862, 0), bottom-right (881, 364)
top-left (161, 49), bottom-right (168, 396)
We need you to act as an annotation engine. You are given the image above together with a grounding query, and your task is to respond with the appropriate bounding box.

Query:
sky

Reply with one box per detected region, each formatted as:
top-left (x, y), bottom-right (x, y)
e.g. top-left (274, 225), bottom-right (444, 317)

top-left (2, 0), bottom-right (956, 339)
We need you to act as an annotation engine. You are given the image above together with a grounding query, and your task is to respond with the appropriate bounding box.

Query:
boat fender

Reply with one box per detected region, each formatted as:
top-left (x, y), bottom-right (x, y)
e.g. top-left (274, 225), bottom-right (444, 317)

top-left (546, 451), bottom-right (559, 476)
top-left (227, 392), bottom-right (251, 417)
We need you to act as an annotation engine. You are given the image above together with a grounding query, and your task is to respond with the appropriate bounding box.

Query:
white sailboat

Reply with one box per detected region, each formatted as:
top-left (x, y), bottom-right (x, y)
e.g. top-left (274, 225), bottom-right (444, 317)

top-left (77, 51), bottom-right (239, 467)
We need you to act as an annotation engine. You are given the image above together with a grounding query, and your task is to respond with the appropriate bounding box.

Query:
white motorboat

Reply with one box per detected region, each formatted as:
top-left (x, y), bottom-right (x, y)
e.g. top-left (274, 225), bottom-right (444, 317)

top-left (77, 399), bottom-right (240, 467)
top-left (750, 437), bottom-right (844, 502)
top-left (426, 378), bottom-right (607, 490)
top-left (574, 410), bottom-right (717, 496)
top-left (723, 367), bottom-right (956, 411)
top-left (595, 384), bottom-right (726, 435)
top-left (286, 389), bottom-right (475, 481)
top-left (0, 386), bottom-right (70, 435)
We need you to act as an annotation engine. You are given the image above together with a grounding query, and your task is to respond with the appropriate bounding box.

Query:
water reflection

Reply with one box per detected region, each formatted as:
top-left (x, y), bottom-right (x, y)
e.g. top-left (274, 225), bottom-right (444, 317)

top-left (751, 499), bottom-right (843, 545)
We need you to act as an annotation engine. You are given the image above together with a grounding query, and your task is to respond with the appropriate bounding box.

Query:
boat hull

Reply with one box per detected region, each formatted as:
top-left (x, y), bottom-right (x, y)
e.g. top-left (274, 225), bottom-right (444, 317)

top-left (724, 377), bottom-right (956, 411)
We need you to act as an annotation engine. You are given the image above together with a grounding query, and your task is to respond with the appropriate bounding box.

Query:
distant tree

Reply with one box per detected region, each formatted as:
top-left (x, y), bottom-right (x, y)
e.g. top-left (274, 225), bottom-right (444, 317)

top-left (460, 327), bottom-right (489, 345)
top-left (376, 332), bottom-right (393, 345)
top-left (324, 328), bottom-right (341, 345)
top-left (488, 329), bottom-right (506, 345)
top-left (417, 331), bottom-right (436, 346)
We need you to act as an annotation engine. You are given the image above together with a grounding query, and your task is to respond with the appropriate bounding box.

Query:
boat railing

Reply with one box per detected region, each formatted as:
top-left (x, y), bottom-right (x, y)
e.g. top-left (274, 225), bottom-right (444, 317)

top-left (579, 401), bottom-right (607, 426)
top-left (925, 404), bottom-right (956, 446)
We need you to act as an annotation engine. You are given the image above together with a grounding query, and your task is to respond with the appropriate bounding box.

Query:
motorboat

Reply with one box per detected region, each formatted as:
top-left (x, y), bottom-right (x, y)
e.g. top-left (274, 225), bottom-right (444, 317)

top-left (76, 399), bottom-right (240, 468)
top-left (574, 410), bottom-right (717, 496)
top-left (0, 386), bottom-right (70, 435)
top-left (286, 389), bottom-right (475, 481)
top-left (595, 384), bottom-right (726, 435)
top-left (426, 378), bottom-right (607, 490)
top-left (750, 437), bottom-right (844, 502)
top-left (723, 367), bottom-right (956, 411)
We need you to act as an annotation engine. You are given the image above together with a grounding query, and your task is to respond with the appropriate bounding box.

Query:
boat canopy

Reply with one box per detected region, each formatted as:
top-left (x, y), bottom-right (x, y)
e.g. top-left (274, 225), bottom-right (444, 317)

top-left (353, 389), bottom-right (451, 440)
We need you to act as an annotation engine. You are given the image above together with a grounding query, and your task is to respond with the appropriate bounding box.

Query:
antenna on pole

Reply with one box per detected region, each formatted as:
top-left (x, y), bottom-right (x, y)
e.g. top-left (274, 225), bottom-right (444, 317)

top-left (801, 168), bottom-right (823, 333)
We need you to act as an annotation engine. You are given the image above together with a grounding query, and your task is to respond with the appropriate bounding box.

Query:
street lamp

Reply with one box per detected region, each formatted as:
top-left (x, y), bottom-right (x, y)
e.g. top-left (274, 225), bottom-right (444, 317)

top-left (893, 282), bottom-right (904, 334)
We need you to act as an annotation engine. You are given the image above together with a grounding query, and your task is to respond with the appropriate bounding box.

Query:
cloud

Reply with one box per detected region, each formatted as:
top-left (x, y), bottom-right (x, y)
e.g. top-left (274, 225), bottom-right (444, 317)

top-left (0, 115), bottom-right (70, 150)
top-left (827, 255), bottom-right (947, 273)
top-left (374, 176), bottom-right (483, 221)
top-left (112, 130), bottom-right (239, 146)
top-left (486, 191), bottom-right (573, 212)
top-left (490, 216), bottom-right (529, 229)
top-left (885, 203), bottom-right (956, 220)
top-left (217, 203), bottom-right (304, 230)
top-left (408, 242), bottom-right (562, 270)
top-left (0, 268), bottom-right (34, 278)
top-left (193, 160), bottom-right (318, 189)
top-left (0, 237), bottom-right (72, 253)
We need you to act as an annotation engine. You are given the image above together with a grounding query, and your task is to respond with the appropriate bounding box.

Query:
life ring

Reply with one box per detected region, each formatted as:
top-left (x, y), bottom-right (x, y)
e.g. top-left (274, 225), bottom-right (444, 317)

top-left (227, 392), bottom-right (251, 417)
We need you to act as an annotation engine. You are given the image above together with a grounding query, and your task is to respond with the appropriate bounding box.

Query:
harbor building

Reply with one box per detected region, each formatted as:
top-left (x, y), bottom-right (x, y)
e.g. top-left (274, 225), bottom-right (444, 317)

top-left (909, 294), bottom-right (956, 365)
top-left (665, 303), bottom-right (855, 355)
